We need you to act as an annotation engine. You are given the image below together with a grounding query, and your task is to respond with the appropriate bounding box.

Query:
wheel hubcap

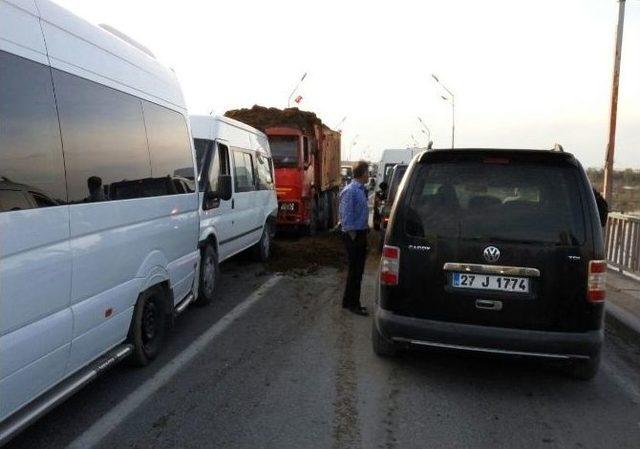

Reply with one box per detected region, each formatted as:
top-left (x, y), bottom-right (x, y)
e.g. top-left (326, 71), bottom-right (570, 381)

top-left (142, 300), bottom-right (157, 346)
top-left (203, 254), bottom-right (215, 295)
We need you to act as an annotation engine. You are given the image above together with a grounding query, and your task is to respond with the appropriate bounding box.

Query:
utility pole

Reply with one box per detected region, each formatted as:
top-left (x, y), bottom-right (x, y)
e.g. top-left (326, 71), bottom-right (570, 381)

top-left (603, 0), bottom-right (626, 204)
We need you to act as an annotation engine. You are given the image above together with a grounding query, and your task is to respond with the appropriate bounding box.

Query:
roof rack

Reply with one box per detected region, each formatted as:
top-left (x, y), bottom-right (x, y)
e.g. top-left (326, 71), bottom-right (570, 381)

top-left (99, 24), bottom-right (155, 59)
top-left (553, 143), bottom-right (564, 152)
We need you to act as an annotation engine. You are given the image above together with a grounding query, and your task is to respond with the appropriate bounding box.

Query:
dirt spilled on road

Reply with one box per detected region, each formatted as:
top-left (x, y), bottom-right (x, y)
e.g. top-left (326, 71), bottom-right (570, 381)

top-left (267, 232), bottom-right (346, 275)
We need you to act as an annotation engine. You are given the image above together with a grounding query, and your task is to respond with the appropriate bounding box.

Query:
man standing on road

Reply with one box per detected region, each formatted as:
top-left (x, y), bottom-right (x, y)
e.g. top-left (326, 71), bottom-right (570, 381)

top-left (339, 160), bottom-right (370, 316)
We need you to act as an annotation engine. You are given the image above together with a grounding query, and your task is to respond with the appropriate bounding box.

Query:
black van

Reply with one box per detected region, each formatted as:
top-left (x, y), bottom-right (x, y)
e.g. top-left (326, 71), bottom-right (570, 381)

top-left (373, 148), bottom-right (607, 380)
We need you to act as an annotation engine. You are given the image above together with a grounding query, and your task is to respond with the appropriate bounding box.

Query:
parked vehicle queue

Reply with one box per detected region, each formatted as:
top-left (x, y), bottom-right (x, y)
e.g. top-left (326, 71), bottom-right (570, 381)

top-left (0, 1), bottom-right (276, 444)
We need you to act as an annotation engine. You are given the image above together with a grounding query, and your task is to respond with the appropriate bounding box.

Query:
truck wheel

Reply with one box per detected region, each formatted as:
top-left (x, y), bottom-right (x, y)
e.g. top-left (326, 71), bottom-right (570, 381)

top-left (317, 195), bottom-right (326, 231)
top-left (128, 285), bottom-right (168, 366)
top-left (322, 194), bottom-right (332, 230)
top-left (372, 321), bottom-right (397, 357)
top-left (307, 201), bottom-right (318, 236)
top-left (569, 352), bottom-right (601, 381)
top-left (195, 243), bottom-right (219, 306)
top-left (253, 223), bottom-right (271, 262)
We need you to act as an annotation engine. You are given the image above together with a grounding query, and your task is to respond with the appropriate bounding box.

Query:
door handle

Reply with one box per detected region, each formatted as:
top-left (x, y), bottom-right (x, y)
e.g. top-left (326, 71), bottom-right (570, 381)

top-left (231, 199), bottom-right (235, 209)
top-left (475, 299), bottom-right (503, 311)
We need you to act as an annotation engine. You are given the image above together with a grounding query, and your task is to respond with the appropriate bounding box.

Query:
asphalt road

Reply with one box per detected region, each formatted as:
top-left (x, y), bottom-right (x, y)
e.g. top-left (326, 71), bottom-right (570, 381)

top-left (6, 248), bottom-right (640, 449)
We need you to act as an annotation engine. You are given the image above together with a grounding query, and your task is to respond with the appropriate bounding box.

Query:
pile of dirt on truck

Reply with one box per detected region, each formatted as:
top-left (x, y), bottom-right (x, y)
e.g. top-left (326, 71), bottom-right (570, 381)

top-left (266, 233), bottom-right (346, 275)
top-left (225, 105), bottom-right (325, 133)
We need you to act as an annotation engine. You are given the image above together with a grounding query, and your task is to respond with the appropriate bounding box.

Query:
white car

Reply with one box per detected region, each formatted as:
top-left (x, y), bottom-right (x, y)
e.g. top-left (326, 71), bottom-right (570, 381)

top-left (0, 0), bottom-right (199, 441)
top-left (190, 115), bottom-right (278, 304)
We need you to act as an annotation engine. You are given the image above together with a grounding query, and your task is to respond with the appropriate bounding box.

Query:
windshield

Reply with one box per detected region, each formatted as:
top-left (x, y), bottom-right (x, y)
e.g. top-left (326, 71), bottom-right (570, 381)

top-left (269, 135), bottom-right (299, 168)
top-left (405, 161), bottom-right (586, 245)
top-left (193, 138), bottom-right (212, 174)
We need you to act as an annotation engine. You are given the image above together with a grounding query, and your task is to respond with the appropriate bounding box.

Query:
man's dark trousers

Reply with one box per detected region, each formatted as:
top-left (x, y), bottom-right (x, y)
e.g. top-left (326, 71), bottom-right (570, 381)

top-left (342, 230), bottom-right (367, 309)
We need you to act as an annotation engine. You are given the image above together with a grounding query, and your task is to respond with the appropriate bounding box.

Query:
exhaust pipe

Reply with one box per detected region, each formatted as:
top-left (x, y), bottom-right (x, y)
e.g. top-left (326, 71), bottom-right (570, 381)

top-left (0, 344), bottom-right (132, 447)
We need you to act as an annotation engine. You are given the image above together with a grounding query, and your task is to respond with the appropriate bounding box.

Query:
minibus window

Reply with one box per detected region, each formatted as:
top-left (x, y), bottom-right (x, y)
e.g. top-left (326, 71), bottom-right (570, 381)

top-left (232, 149), bottom-right (255, 192)
top-left (194, 138), bottom-right (213, 174)
top-left (53, 69), bottom-right (151, 203)
top-left (0, 51), bottom-right (67, 211)
top-left (143, 101), bottom-right (195, 190)
top-left (207, 147), bottom-right (221, 192)
top-left (256, 154), bottom-right (274, 190)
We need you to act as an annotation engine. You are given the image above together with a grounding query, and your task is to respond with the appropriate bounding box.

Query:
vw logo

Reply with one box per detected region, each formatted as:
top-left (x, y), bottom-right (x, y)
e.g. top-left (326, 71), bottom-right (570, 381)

top-left (483, 246), bottom-right (501, 263)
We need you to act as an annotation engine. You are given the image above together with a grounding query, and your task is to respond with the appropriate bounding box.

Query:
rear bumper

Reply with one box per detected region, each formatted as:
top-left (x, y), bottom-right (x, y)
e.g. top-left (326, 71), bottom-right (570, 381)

top-left (375, 307), bottom-right (603, 360)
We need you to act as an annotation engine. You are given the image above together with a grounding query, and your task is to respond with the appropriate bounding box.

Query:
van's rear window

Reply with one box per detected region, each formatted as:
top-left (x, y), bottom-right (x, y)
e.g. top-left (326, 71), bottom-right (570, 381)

top-left (404, 161), bottom-right (586, 244)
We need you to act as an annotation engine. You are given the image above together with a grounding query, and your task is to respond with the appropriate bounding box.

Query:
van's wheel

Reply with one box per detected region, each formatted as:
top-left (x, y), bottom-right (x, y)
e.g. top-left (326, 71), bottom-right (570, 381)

top-left (569, 352), bottom-right (601, 381)
top-left (372, 321), bottom-right (397, 357)
top-left (195, 243), bottom-right (219, 306)
top-left (128, 285), bottom-right (168, 366)
top-left (253, 223), bottom-right (271, 262)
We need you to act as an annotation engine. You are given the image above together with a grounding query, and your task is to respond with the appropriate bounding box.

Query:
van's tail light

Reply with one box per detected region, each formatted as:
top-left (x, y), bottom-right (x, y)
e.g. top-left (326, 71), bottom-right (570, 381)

top-left (380, 245), bottom-right (400, 285)
top-left (587, 260), bottom-right (607, 302)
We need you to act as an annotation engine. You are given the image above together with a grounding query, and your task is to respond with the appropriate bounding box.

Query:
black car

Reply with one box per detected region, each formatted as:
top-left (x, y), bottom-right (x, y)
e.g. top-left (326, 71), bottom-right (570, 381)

top-left (373, 148), bottom-right (607, 380)
top-left (378, 164), bottom-right (408, 249)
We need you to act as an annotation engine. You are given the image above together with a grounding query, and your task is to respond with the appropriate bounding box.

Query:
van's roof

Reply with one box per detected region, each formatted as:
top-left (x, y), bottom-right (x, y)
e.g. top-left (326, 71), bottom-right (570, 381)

top-left (1, 0), bottom-right (186, 112)
top-left (189, 115), bottom-right (270, 155)
top-left (418, 148), bottom-right (577, 164)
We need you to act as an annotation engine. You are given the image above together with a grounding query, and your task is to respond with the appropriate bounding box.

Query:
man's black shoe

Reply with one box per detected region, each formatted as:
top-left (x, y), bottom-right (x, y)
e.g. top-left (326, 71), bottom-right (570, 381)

top-left (348, 306), bottom-right (369, 316)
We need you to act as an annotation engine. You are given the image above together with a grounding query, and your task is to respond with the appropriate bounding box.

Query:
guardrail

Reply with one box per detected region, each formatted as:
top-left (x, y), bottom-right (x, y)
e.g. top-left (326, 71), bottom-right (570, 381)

top-left (605, 212), bottom-right (640, 278)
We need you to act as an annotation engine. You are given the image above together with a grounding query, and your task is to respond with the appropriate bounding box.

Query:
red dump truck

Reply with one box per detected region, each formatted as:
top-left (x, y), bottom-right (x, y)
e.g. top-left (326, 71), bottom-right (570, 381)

top-left (225, 106), bottom-right (342, 233)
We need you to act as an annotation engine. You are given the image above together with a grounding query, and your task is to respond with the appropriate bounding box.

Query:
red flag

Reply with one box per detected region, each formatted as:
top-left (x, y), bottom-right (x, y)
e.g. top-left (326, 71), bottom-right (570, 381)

top-left (294, 95), bottom-right (303, 104)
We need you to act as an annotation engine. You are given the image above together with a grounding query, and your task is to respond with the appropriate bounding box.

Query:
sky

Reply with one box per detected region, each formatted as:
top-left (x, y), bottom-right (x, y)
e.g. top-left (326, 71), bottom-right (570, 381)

top-left (54, 0), bottom-right (640, 169)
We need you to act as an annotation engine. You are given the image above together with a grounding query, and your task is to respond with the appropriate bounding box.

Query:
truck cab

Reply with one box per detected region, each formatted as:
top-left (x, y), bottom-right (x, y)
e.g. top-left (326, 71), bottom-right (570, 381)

top-left (266, 126), bottom-right (315, 229)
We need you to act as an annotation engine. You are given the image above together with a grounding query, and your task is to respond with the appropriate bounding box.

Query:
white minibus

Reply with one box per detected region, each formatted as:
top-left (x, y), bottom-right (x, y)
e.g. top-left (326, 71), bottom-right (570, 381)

top-left (0, 0), bottom-right (199, 442)
top-left (190, 115), bottom-right (278, 304)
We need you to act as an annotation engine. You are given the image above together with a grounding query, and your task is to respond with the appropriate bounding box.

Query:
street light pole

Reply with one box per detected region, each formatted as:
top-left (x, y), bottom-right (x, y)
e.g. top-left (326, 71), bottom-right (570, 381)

top-left (287, 72), bottom-right (307, 108)
top-left (432, 74), bottom-right (455, 149)
top-left (417, 116), bottom-right (434, 148)
top-left (603, 0), bottom-right (626, 204)
top-left (334, 116), bottom-right (347, 131)
top-left (349, 135), bottom-right (359, 162)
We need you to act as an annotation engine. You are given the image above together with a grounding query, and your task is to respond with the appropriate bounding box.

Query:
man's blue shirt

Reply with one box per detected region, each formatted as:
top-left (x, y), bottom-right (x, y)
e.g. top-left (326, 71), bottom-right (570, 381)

top-left (339, 179), bottom-right (369, 231)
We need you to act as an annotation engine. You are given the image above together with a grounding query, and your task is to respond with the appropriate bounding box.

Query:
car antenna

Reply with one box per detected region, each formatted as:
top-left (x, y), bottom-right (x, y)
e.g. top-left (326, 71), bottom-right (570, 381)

top-left (553, 143), bottom-right (564, 152)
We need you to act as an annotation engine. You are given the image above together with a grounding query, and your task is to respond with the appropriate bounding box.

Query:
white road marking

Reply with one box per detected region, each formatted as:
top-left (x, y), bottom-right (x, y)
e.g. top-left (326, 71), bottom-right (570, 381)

top-left (67, 275), bottom-right (282, 449)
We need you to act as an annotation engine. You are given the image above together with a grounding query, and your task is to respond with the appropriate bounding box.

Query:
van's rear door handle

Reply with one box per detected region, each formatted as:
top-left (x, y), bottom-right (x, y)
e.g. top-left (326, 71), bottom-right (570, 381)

top-left (475, 299), bottom-right (502, 311)
top-left (232, 199), bottom-right (235, 209)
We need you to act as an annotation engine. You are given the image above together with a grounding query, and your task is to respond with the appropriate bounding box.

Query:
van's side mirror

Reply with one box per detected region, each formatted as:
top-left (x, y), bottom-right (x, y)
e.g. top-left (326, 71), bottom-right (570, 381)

top-left (203, 190), bottom-right (219, 210)
top-left (218, 174), bottom-right (233, 201)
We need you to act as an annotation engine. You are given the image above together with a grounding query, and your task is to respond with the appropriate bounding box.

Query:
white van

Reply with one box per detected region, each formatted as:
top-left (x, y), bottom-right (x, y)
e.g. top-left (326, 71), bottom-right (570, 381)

top-left (376, 148), bottom-right (423, 188)
top-left (190, 115), bottom-right (278, 304)
top-left (0, 0), bottom-right (199, 441)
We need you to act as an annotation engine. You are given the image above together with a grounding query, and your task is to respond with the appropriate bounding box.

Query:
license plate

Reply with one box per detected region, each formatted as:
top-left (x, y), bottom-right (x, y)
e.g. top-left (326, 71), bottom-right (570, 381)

top-left (452, 272), bottom-right (529, 293)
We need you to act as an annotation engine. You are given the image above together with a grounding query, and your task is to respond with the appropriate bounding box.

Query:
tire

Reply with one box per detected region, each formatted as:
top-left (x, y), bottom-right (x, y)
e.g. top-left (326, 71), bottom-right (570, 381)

top-left (307, 200), bottom-right (318, 236)
top-left (253, 223), bottom-right (271, 262)
top-left (569, 352), bottom-right (601, 381)
top-left (128, 285), bottom-right (169, 366)
top-left (195, 243), bottom-right (219, 306)
top-left (373, 208), bottom-right (381, 231)
top-left (372, 321), bottom-right (397, 357)
top-left (317, 194), bottom-right (327, 231)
